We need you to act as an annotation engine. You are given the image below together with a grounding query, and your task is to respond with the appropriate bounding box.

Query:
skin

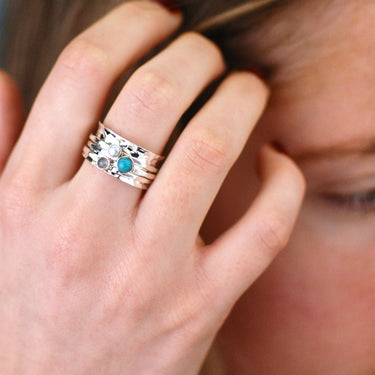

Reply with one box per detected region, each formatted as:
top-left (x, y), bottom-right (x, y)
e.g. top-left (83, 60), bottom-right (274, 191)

top-left (2, 0), bottom-right (370, 373)
top-left (202, 0), bottom-right (375, 374)
top-left (0, 1), bottom-right (305, 375)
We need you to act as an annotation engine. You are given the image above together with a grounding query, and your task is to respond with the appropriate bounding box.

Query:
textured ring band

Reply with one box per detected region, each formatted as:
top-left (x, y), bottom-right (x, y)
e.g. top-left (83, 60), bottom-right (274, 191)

top-left (82, 121), bottom-right (165, 190)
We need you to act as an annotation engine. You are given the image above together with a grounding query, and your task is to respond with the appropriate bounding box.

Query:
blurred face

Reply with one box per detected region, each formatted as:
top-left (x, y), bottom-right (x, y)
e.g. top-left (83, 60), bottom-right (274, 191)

top-left (201, 1), bottom-right (375, 373)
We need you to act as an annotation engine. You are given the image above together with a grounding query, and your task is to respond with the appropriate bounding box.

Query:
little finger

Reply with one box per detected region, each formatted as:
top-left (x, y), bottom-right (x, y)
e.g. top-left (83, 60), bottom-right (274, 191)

top-left (136, 71), bottom-right (269, 247)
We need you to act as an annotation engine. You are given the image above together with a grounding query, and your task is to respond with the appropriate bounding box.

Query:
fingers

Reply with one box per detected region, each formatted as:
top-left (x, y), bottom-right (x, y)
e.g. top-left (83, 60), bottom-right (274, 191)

top-left (1, 1), bottom-right (182, 190)
top-left (73, 31), bottom-right (226, 208)
top-left (0, 71), bottom-right (25, 174)
top-left (200, 145), bottom-right (306, 312)
top-left (104, 31), bottom-right (226, 155)
top-left (137, 71), bottom-right (269, 246)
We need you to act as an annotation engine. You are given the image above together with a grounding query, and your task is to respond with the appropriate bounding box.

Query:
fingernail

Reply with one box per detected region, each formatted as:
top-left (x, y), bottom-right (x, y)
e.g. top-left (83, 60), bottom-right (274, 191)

top-left (156, 0), bottom-right (181, 13)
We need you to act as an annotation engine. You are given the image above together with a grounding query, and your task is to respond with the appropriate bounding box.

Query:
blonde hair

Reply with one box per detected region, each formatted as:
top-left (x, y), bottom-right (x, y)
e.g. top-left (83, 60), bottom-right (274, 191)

top-left (194, 0), bottom-right (278, 33)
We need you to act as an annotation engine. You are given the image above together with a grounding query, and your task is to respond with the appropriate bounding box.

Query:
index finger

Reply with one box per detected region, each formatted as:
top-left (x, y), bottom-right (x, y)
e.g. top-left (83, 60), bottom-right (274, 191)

top-left (2, 1), bottom-right (182, 190)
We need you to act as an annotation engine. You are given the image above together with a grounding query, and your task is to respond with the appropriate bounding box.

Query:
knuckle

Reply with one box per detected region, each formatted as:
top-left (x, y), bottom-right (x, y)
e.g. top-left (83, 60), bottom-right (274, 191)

top-left (183, 129), bottom-right (231, 173)
top-left (58, 37), bottom-right (110, 81)
top-left (181, 31), bottom-right (225, 66)
top-left (126, 69), bottom-right (176, 115)
top-left (255, 214), bottom-right (290, 254)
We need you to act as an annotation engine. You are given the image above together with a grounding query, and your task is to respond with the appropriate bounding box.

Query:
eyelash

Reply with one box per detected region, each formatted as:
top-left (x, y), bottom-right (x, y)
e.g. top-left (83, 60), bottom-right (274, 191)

top-left (322, 190), bottom-right (375, 211)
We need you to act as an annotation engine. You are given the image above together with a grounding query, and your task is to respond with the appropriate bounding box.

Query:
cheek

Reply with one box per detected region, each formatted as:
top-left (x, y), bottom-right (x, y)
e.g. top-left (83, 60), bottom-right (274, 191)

top-left (204, 133), bottom-right (375, 371)
top-left (217, 212), bottom-right (375, 373)
top-left (271, 210), bottom-right (375, 319)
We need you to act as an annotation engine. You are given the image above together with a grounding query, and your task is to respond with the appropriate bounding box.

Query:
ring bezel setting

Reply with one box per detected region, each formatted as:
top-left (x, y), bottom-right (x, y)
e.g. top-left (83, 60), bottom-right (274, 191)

top-left (97, 156), bottom-right (111, 170)
top-left (108, 144), bottom-right (122, 158)
top-left (82, 121), bottom-right (165, 190)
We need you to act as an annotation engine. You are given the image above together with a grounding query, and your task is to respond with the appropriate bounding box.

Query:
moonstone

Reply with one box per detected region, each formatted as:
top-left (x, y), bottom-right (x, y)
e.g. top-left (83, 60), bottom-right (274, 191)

top-left (117, 157), bottom-right (133, 173)
top-left (108, 144), bottom-right (121, 158)
top-left (97, 157), bottom-right (109, 169)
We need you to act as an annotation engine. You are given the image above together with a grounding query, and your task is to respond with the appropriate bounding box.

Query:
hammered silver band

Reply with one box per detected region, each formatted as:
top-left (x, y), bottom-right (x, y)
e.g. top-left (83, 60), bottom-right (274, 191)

top-left (82, 121), bottom-right (165, 190)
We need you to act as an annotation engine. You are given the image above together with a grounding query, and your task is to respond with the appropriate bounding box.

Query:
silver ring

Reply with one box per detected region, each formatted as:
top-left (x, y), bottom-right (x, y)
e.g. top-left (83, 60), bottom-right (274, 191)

top-left (82, 121), bottom-right (165, 190)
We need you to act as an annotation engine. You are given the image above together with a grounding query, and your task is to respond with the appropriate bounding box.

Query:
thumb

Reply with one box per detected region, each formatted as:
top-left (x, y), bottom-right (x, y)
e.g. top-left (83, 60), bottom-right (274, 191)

top-left (0, 70), bottom-right (25, 173)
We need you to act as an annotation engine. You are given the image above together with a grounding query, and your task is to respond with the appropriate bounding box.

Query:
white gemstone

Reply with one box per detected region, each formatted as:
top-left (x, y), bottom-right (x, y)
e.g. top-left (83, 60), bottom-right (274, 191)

top-left (108, 144), bottom-right (121, 158)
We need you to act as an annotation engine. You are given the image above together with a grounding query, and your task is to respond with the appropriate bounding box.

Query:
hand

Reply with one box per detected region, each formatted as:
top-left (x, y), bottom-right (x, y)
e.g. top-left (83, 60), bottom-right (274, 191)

top-left (0, 1), bottom-right (305, 374)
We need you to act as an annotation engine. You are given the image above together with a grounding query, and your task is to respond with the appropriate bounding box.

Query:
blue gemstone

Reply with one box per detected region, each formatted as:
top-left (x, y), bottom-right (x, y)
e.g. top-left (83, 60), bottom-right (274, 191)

top-left (117, 157), bottom-right (133, 173)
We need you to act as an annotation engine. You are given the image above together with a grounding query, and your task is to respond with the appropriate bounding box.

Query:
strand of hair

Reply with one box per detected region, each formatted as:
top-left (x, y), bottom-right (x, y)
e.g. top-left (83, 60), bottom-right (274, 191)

top-left (193, 0), bottom-right (278, 33)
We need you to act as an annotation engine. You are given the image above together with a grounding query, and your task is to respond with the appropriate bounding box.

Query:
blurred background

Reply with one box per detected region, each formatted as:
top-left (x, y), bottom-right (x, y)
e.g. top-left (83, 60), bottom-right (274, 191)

top-left (0, 0), bottom-right (5, 67)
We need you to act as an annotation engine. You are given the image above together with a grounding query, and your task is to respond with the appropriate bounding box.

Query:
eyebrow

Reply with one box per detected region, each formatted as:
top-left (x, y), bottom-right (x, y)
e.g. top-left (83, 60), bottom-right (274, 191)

top-left (292, 139), bottom-right (375, 163)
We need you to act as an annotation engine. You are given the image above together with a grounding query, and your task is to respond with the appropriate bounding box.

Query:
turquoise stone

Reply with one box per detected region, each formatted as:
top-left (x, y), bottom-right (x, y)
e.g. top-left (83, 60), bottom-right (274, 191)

top-left (117, 157), bottom-right (133, 173)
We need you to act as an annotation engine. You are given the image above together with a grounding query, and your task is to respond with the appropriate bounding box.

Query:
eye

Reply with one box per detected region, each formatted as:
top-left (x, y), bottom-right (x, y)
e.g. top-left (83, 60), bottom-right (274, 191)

top-left (321, 189), bottom-right (375, 211)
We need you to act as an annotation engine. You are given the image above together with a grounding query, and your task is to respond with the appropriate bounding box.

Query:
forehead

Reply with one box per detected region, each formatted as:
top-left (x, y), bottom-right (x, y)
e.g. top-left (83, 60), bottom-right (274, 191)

top-left (246, 0), bottom-right (375, 154)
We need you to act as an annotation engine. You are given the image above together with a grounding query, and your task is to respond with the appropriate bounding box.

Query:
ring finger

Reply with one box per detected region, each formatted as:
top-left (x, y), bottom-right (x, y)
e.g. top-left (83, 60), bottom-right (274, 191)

top-left (73, 31), bottom-right (226, 207)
